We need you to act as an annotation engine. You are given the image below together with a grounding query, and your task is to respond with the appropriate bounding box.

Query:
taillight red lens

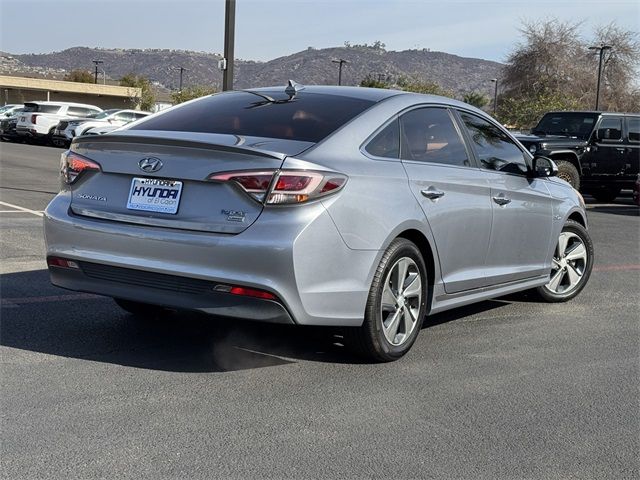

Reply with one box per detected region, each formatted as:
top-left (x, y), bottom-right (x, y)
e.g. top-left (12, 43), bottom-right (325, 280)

top-left (229, 286), bottom-right (277, 300)
top-left (208, 170), bottom-right (276, 201)
top-left (61, 151), bottom-right (101, 184)
top-left (207, 169), bottom-right (347, 205)
top-left (47, 256), bottom-right (80, 269)
top-left (31, 114), bottom-right (39, 124)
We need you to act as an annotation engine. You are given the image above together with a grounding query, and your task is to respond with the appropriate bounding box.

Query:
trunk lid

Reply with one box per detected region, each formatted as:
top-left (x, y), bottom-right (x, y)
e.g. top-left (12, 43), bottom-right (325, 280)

top-left (69, 131), bottom-right (314, 234)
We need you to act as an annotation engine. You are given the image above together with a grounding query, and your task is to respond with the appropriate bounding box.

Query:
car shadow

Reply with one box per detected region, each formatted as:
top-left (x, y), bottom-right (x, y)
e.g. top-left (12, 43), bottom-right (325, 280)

top-left (0, 269), bottom-right (368, 373)
top-left (1, 269), bottom-right (524, 372)
top-left (586, 205), bottom-right (639, 217)
top-left (584, 192), bottom-right (638, 216)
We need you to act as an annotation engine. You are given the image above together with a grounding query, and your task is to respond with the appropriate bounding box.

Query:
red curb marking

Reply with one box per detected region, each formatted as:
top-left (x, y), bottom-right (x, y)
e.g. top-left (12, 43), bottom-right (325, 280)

top-left (593, 264), bottom-right (640, 272)
top-left (1, 293), bottom-right (103, 307)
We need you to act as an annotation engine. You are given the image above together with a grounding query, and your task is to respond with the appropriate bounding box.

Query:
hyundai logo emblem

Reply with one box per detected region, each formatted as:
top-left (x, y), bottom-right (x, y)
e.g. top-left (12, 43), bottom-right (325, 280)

top-left (138, 157), bottom-right (163, 173)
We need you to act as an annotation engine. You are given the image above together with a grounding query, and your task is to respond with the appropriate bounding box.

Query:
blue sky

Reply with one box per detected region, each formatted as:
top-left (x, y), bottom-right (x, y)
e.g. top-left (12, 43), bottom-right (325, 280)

top-left (1, 0), bottom-right (638, 63)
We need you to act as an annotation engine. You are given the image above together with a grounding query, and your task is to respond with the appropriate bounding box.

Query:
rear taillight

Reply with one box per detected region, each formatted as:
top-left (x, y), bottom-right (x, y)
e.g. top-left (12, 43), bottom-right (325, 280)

top-left (61, 151), bottom-right (101, 184)
top-left (214, 283), bottom-right (278, 301)
top-left (31, 114), bottom-right (39, 124)
top-left (207, 169), bottom-right (347, 205)
top-left (47, 256), bottom-right (80, 269)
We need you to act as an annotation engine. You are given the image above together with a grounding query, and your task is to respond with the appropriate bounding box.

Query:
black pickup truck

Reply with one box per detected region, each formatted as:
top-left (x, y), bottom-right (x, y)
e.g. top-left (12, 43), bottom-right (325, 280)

top-left (516, 111), bottom-right (640, 202)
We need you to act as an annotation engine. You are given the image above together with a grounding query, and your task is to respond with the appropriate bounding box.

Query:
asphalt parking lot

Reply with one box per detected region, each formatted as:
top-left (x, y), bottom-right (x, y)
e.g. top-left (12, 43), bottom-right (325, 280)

top-left (1, 141), bottom-right (638, 479)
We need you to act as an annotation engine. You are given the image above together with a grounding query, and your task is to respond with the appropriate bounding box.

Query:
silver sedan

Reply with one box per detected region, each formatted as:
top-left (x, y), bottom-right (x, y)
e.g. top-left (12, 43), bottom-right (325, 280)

top-left (44, 83), bottom-right (593, 361)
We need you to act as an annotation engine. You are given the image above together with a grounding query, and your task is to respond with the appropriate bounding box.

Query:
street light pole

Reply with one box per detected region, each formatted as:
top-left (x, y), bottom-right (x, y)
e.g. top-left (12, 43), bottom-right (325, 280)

top-left (222, 0), bottom-right (236, 91)
top-left (588, 44), bottom-right (612, 110)
top-left (490, 78), bottom-right (498, 116)
top-left (92, 60), bottom-right (104, 84)
top-left (178, 66), bottom-right (187, 92)
top-left (332, 59), bottom-right (348, 85)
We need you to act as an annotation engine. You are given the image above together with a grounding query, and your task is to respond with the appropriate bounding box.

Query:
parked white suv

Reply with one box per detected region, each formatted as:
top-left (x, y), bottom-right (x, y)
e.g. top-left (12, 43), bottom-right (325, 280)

top-left (15, 102), bottom-right (102, 144)
top-left (53, 109), bottom-right (150, 146)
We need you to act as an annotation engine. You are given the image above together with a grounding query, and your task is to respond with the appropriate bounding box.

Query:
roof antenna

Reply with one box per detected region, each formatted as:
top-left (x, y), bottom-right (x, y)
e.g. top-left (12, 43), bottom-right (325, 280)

top-left (285, 79), bottom-right (305, 99)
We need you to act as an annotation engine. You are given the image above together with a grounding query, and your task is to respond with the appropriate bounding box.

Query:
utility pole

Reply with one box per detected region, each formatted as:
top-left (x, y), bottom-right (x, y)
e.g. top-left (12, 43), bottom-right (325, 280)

top-left (332, 59), bottom-right (348, 86)
top-left (92, 60), bottom-right (104, 84)
top-left (490, 78), bottom-right (498, 116)
top-left (588, 44), bottom-right (613, 110)
top-left (177, 66), bottom-right (187, 92)
top-left (222, 0), bottom-right (236, 91)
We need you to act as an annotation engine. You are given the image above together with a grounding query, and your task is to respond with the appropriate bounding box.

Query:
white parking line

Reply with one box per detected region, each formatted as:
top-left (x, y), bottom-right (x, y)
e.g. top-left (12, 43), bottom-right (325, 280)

top-left (0, 201), bottom-right (44, 217)
top-left (0, 210), bottom-right (45, 213)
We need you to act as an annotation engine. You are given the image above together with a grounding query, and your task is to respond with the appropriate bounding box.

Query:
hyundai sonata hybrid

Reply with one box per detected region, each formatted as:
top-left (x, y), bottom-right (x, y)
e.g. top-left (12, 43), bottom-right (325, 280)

top-left (44, 83), bottom-right (594, 361)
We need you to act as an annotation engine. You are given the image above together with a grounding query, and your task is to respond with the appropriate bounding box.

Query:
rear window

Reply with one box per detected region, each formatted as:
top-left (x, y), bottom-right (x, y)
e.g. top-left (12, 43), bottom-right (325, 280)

top-left (23, 103), bottom-right (61, 114)
top-left (131, 91), bottom-right (376, 142)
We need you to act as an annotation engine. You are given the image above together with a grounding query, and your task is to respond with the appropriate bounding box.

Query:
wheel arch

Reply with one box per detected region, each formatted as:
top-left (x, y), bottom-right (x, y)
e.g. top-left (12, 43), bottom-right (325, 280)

top-left (548, 150), bottom-right (582, 174)
top-left (396, 228), bottom-right (437, 314)
top-left (567, 209), bottom-right (587, 228)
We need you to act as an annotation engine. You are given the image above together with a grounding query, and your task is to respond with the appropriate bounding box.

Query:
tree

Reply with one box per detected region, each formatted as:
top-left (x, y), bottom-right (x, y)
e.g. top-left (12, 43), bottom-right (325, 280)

top-left (171, 85), bottom-right (217, 104)
top-left (499, 19), bottom-right (640, 127)
top-left (360, 75), bottom-right (453, 98)
top-left (63, 69), bottom-right (94, 83)
top-left (462, 91), bottom-right (489, 109)
top-left (592, 22), bottom-right (640, 112)
top-left (395, 77), bottom-right (454, 97)
top-left (360, 75), bottom-right (389, 89)
top-left (119, 73), bottom-right (155, 111)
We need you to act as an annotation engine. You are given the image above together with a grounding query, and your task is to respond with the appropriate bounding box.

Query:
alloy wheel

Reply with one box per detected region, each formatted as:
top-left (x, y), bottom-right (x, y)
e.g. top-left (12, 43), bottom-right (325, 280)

top-left (380, 257), bottom-right (422, 346)
top-left (545, 232), bottom-right (588, 294)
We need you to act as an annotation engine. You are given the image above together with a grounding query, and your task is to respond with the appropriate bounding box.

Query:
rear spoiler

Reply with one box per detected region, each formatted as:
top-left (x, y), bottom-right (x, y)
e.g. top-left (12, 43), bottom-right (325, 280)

top-left (72, 133), bottom-right (289, 161)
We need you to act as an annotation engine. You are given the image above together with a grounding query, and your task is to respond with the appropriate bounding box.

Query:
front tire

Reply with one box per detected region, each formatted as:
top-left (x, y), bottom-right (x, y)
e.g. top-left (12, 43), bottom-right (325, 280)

top-left (346, 238), bottom-right (427, 362)
top-left (555, 160), bottom-right (580, 190)
top-left (535, 220), bottom-right (593, 302)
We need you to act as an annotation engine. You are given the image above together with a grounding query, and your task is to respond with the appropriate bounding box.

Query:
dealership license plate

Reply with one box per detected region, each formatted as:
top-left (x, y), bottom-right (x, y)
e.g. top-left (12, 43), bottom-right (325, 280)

top-left (126, 177), bottom-right (183, 214)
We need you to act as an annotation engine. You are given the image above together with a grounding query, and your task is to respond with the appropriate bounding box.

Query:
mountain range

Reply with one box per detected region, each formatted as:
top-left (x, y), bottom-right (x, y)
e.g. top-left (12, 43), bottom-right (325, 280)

top-left (1, 45), bottom-right (503, 98)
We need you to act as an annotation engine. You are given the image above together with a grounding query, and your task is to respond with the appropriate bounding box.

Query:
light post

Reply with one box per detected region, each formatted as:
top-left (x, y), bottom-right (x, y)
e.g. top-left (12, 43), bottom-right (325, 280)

top-left (92, 60), bottom-right (104, 84)
top-left (332, 59), bottom-right (348, 85)
top-left (490, 78), bottom-right (498, 116)
top-left (588, 44), bottom-right (612, 110)
top-left (222, 0), bottom-right (236, 91)
top-left (177, 66), bottom-right (187, 92)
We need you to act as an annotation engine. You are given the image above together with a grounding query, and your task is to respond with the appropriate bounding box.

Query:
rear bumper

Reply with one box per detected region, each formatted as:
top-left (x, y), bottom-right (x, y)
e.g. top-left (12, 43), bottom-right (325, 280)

top-left (44, 193), bottom-right (377, 327)
top-left (16, 127), bottom-right (45, 138)
top-left (49, 263), bottom-right (294, 324)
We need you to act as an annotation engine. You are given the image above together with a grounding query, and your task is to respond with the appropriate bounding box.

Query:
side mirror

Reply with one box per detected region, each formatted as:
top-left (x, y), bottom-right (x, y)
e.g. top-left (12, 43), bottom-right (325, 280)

top-left (531, 156), bottom-right (558, 178)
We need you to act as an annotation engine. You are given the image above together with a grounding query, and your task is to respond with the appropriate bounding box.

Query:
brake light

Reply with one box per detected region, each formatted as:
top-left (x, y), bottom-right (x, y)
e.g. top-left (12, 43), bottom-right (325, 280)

top-left (61, 151), bottom-right (101, 184)
top-left (207, 169), bottom-right (347, 205)
top-left (229, 286), bottom-right (277, 300)
top-left (31, 114), bottom-right (39, 124)
top-left (47, 256), bottom-right (80, 269)
top-left (214, 283), bottom-right (278, 300)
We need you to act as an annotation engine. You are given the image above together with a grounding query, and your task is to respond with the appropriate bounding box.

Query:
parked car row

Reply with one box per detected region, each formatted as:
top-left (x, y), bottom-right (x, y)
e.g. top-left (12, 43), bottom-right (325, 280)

top-left (52, 109), bottom-right (150, 146)
top-left (0, 101), bottom-right (150, 146)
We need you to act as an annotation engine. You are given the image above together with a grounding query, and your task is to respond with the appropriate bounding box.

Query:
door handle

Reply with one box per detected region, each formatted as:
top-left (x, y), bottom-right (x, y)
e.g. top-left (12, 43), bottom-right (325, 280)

top-left (616, 148), bottom-right (625, 153)
top-left (421, 188), bottom-right (445, 200)
top-left (492, 194), bottom-right (512, 206)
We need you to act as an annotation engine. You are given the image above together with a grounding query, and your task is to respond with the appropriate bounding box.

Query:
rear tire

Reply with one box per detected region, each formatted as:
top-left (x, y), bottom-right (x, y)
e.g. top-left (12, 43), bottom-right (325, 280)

top-left (555, 160), bottom-right (580, 190)
top-left (346, 238), bottom-right (427, 362)
top-left (590, 186), bottom-right (621, 203)
top-left (534, 220), bottom-right (593, 302)
top-left (113, 298), bottom-right (166, 317)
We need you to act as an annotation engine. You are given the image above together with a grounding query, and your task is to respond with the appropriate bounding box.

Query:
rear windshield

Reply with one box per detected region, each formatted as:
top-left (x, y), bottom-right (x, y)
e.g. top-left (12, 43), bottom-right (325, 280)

top-left (131, 91), bottom-right (376, 142)
top-left (23, 103), bottom-right (61, 114)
